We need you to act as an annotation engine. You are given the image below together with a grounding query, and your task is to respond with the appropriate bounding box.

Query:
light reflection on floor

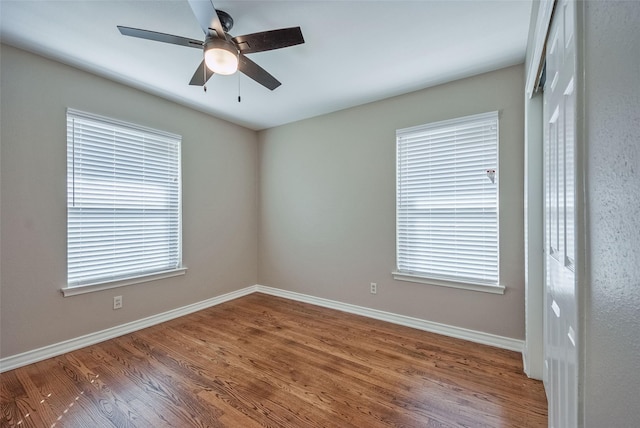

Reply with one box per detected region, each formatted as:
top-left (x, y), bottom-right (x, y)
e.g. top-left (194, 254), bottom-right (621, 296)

top-left (12, 373), bottom-right (100, 428)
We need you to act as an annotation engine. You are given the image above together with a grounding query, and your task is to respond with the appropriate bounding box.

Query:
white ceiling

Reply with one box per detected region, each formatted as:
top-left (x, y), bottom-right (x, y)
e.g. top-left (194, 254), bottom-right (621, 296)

top-left (0, 0), bottom-right (532, 130)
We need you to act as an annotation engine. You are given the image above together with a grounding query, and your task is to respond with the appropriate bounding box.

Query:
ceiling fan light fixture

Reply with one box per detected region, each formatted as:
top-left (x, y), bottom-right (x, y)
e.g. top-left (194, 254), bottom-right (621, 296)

top-left (204, 37), bottom-right (239, 75)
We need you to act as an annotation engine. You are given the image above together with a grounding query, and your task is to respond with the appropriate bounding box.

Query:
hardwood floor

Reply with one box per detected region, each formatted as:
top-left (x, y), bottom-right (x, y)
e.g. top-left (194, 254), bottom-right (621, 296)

top-left (1, 293), bottom-right (547, 427)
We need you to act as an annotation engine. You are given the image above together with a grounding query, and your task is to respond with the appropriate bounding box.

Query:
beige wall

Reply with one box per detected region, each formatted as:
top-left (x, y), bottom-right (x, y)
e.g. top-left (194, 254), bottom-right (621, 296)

top-left (258, 65), bottom-right (526, 339)
top-left (0, 45), bottom-right (258, 358)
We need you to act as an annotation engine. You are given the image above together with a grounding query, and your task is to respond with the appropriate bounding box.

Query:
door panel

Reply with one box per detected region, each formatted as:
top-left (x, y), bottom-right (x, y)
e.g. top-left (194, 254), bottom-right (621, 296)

top-left (543, 0), bottom-right (578, 427)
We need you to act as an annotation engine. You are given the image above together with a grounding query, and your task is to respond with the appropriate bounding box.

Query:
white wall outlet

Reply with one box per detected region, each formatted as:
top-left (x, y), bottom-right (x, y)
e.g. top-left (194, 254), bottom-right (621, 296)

top-left (370, 282), bottom-right (377, 294)
top-left (113, 295), bottom-right (123, 310)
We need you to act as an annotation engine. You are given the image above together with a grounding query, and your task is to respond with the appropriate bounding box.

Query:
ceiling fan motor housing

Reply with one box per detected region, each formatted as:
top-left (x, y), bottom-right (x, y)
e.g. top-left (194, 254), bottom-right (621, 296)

top-left (216, 10), bottom-right (233, 33)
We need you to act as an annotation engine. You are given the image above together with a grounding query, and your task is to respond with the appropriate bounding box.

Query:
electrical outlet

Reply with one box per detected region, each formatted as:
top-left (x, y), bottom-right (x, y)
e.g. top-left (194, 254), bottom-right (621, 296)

top-left (113, 295), bottom-right (123, 310)
top-left (370, 282), bottom-right (377, 294)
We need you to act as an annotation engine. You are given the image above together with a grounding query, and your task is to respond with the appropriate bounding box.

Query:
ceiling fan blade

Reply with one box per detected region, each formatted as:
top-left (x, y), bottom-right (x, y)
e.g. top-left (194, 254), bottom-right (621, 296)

top-left (186, 0), bottom-right (226, 38)
top-left (238, 54), bottom-right (281, 91)
top-left (117, 26), bottom-right (202, 49)
top-left (233, 27), bottom-right (304, 54)
top-left (189, 60), bottom-right (215, 86)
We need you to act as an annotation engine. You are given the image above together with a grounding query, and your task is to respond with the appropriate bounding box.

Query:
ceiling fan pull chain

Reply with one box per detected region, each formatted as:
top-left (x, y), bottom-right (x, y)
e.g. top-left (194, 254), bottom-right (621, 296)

top-left (203, 63), bottom-right (207, 92)
top-left (238, 73), bottom-right (241, 103)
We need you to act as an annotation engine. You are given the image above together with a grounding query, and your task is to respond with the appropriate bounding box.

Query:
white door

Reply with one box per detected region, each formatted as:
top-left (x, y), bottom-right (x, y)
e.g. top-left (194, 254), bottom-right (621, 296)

top-left (543, 0), bottom-right (578, 427)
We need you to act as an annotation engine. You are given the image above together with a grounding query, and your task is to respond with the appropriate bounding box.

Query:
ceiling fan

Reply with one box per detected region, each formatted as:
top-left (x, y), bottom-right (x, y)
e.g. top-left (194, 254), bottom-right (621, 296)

top-left (117, 0), bottom-right (304, 90)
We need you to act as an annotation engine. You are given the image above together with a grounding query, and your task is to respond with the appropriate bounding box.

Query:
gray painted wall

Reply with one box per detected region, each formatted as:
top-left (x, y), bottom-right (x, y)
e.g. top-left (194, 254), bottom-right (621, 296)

top-left (258, 65), bottom-right (526, 340)
top-left (0, 45), bottom-right (259, 358)
top-left (582, 2), bottom-right (640, 426)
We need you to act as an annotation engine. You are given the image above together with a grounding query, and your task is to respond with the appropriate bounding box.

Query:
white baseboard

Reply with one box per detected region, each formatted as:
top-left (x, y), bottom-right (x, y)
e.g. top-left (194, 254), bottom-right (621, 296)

top-left (0, 286), bottom-right (257, 373)
top-left (1, 284), bottom-right (523, 372)
top-left (256, 285), bottom-right (524, 353)
top-left (521, 343), bottom-right (544, 380)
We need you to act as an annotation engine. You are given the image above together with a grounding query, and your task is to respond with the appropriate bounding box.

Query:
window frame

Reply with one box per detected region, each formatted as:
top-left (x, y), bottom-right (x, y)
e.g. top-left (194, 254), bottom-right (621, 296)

top-left (62, 109), bottom-right (185, 297)
top-left (392, 111), bottom-right (504, 294)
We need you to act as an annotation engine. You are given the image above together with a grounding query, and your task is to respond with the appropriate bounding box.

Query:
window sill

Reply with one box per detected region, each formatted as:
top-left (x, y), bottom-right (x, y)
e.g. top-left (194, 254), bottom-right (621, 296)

top-left (392, 272), bottom-right (505, 295)
top-left (61, 267), bottom-right (188, 297)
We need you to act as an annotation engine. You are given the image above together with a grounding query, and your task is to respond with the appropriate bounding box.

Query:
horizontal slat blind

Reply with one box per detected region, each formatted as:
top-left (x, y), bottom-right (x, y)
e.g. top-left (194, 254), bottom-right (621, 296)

top-left (396, 111), bottom-right (499, 286)
top-left (67, 109), bottom-right (182, 287)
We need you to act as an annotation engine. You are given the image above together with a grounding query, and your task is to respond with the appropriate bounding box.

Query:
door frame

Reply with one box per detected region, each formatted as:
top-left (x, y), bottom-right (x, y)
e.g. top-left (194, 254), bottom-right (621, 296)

top-left (523, 0), bottom-right (555, 380)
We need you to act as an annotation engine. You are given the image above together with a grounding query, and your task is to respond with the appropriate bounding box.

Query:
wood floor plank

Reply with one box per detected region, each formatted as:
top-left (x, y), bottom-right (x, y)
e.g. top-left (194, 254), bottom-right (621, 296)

top-left (144, 324), bottom-right (363, 427)
top-left (0, 370), bottom-right (48, 428)
top-left (163, 312), bottom-right (422, 426)
top-left (1, 293), bottom-right (547, 427)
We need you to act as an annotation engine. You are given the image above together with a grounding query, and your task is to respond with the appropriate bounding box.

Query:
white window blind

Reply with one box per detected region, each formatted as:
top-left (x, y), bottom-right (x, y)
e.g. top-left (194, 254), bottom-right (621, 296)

top-left (67, 109), bottom-right (182, 288)
top-left (396, 111), bottom-right (499, 286)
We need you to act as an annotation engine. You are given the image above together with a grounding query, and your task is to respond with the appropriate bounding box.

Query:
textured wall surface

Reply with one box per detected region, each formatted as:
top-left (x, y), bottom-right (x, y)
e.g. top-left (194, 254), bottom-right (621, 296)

top-left (0, 45), bottom-right (258, 358)
top-left (582, 1), bottom-right (640, 426)
top-left (258, 65), bottom-right (526, 340)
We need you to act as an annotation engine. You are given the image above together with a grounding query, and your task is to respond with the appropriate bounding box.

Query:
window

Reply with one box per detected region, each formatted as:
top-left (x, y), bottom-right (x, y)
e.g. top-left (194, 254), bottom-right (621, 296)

top-left (394, 111), bottom-right (503, 293)
top-left (65, 109), bottom-right (182, 294)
